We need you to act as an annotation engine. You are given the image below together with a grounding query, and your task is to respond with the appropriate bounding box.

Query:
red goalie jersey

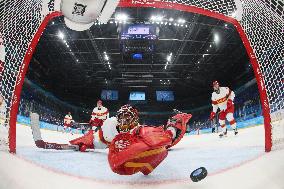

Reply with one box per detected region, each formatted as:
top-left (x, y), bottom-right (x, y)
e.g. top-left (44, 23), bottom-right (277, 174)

top-left (70, 105), bottom-right (192, 175)
top-left (108, 111), bottom-right (192, 175)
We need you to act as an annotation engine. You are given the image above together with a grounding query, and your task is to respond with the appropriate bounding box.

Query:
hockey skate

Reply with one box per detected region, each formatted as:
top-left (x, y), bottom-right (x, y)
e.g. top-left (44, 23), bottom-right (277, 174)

top-left (219, 129), bottom-right (227, 138)
top-left (234, 129), bottom-right (238, 135)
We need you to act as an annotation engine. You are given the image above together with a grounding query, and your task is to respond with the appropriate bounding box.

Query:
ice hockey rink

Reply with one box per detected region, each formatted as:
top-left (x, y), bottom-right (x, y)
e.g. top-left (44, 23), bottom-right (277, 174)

top-left (1, 123), bottom-right (284, 189)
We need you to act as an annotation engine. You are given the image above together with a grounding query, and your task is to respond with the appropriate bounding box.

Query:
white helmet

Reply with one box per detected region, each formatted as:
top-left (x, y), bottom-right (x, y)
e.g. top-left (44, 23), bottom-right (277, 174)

top-left (60, 0), bottom-right (119, 31)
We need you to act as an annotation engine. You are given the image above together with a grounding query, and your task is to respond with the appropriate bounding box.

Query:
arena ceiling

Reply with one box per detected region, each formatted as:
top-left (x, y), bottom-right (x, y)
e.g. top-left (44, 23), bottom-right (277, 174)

top-left (27, 7), bottom-right (253, 108)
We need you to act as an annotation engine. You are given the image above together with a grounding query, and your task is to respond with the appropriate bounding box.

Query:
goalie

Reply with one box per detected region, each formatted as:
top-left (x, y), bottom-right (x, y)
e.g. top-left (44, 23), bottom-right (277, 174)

top-left (210, 81), bottom-right (238, 137)
top-left (70, 104), bottom-right (192, 175)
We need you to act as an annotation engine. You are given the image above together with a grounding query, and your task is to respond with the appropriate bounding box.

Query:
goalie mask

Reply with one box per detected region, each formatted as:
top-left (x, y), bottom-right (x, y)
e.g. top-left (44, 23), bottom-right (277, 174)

top-left (116, 105), bottom-right (139, 132)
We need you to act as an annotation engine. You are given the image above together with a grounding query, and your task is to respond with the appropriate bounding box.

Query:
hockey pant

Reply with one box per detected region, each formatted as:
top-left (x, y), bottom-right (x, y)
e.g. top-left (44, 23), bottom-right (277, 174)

top-left (218, 105), bottom-right (237, 133)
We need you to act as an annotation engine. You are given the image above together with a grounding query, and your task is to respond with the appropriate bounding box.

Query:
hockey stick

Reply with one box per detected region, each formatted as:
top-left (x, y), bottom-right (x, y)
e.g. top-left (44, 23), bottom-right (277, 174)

top-left (30, 113), bottom-right (79, 151)
top-left (78, 122), bottom-right (89, 125)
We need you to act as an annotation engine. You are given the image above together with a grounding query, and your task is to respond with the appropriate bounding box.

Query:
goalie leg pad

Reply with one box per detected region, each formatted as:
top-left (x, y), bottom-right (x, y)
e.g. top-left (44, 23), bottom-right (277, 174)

top-left (127, 147), bottom-right (168, 175)
top-left (69, 130), bottom-right (94, 149)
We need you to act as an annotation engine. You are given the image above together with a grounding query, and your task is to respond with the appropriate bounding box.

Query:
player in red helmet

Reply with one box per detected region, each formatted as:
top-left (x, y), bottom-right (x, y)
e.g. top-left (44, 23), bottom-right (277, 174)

top-left (63, 112), bottom-right (74, 134)
top-left (210, 81), bottom-right (238, 137)
top-left (89, 100), bottom-right (109, 130)
top-left (70, 104), bottom-right (192, 175)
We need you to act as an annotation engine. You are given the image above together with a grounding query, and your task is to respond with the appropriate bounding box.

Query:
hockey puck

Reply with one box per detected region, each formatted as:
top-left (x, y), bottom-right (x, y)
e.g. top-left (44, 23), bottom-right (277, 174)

top-left (190, 167), bottom-right (207, 182)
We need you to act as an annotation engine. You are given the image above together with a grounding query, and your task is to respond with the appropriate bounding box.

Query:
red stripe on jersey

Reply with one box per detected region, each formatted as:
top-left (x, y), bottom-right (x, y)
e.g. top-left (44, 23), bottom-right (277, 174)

top-left (92, 111), bottom-right (109, 116)
top-left (212, 88), bottom-right (232, 105)
top-left (212, 96), bottom-right (227, 105)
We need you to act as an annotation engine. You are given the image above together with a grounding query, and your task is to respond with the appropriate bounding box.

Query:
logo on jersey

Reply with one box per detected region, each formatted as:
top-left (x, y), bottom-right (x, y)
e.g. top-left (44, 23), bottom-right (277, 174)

top-left (47, 0), bottom-right (55, 12)
top-left (212, 97), bottom-right (227, 105)
top-left (72, 3), bottom-right (87, 16)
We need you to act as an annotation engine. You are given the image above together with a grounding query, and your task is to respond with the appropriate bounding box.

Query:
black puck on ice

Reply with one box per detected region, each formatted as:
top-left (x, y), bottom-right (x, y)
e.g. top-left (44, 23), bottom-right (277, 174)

top-left (190, 167), bottom-right (208, 182)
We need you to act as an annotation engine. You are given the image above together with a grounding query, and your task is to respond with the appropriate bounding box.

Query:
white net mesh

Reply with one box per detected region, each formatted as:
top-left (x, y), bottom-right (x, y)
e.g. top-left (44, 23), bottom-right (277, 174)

top-left (0, 0), bottom-right (283, 152)
top-left (0, 0), bottom-right (50, 152)
top-left (240, 0), bottom-right (284, 150)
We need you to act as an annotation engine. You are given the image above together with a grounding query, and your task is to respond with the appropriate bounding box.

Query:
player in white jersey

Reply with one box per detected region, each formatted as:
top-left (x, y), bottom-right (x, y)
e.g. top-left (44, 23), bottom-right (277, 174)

top-left (210, 81), bottom-right (238, 137)
top-left (63, 112), bottom-right (74, 133)
top-left (89, 100), bottom-right (109, 130)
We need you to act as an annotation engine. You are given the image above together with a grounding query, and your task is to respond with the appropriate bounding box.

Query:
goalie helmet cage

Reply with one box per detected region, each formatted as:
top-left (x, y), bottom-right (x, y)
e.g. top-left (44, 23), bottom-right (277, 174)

top-left (0, 0), bottom-right (283, 153)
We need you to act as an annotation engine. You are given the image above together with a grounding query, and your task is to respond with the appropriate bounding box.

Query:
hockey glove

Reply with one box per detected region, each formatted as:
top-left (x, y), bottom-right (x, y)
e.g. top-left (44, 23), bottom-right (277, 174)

top-left (210, 112), bottom-right (216, 120)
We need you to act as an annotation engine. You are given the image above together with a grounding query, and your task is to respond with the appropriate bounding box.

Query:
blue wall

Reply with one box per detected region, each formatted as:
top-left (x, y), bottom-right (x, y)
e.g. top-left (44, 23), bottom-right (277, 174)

top-left (17, 115), bottom-right (264, 136)
top-left (17, 115), bottom-right (82, 134)
top-left (187, 116), bottom-right (264, 135)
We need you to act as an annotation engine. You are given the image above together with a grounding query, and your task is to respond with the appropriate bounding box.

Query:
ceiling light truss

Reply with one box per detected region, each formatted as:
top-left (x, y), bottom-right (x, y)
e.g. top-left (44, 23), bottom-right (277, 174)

top-left (58, 31), bottom-right (79, 63)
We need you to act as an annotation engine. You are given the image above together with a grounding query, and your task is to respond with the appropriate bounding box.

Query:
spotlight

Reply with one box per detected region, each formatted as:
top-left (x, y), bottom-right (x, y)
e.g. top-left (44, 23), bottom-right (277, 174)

top-left (115, 13), bottom-right (128, 21)
top-left (214, 33), bottom-right (220, 44)
top-left (151, 15), bottom-right (163, 21)
top-left (58, 31), bottom-right (64, 39)
top-left (177, 18), bottom-right (186, 24)
top-left (167, 53), bottom-right (172, 62)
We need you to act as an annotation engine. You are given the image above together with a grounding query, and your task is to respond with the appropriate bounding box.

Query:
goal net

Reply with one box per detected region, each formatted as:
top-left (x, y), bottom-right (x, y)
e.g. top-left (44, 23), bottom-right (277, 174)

top-left (0, 0), bottom-right (283, 153)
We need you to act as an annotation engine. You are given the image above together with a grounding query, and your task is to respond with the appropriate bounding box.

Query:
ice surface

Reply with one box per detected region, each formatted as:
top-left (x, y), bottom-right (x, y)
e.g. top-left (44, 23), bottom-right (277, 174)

top-left (1, 123), bottom-right (284, 189)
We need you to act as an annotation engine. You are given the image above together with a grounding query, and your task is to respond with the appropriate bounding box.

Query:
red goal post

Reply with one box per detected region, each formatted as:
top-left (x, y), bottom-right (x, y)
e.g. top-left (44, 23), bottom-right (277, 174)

top-left (0, 0), bottom-right (283, 153)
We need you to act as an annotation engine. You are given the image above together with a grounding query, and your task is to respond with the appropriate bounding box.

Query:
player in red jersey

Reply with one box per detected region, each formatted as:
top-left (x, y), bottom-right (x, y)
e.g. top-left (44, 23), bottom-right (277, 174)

top-left (70, 104), bottom-right (192, 175)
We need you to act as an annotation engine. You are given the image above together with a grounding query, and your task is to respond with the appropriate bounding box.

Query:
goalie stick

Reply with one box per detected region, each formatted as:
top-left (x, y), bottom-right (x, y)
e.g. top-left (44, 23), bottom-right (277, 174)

top-left (30, 113), bottom-right (79, 151)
